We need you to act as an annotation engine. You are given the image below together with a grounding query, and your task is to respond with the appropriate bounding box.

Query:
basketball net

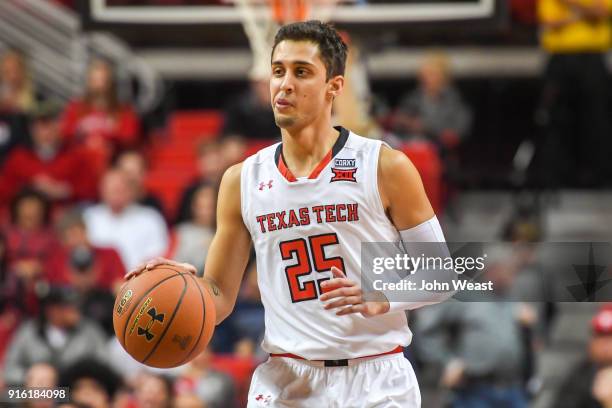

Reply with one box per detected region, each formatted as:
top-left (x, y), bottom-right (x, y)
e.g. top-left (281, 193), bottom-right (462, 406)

top-left (234, 0), bottom-right (340, 79)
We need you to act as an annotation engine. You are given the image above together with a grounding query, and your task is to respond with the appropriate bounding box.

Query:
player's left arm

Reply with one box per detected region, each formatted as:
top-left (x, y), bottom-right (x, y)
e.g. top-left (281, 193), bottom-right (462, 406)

top-left (320, 145), bottom-right (440, 317)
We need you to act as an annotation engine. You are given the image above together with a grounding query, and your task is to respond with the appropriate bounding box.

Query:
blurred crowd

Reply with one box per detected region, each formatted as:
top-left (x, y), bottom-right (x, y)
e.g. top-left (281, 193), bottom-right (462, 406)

top-left (1, 0), bottom-right (612, 406)
top-left (0, 49), bottom-right (267, 408)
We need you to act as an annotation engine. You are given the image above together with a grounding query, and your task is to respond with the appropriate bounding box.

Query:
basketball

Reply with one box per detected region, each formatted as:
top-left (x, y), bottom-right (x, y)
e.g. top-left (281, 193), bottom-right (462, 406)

top-left (112, 265), bottom-right (216, 368)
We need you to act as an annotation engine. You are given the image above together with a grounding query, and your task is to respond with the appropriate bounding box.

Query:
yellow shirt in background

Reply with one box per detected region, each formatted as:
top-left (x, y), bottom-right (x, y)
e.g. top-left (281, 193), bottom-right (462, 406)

top-left (539, 0), bottom-right (612, 52)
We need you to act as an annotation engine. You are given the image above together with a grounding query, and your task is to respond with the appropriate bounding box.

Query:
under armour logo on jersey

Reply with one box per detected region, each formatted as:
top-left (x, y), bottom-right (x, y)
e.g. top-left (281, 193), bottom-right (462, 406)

top-left (254, 394), bottom-right (272, 406)
top-left (258, 180), bottom-right (273, 190)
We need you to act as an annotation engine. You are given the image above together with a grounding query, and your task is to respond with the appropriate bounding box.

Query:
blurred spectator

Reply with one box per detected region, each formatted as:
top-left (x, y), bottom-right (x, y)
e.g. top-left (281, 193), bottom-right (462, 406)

top-left (106, 336), bottom-right (184, 384)
top-left (0, 101), bottom-right (98, 205)
top-left (60, 58), bottom-right (140, 175)
top-left (333, 36), bottom-right (381, 138)
top-left (209, 259), bottom-right (265, 357)
top-left (232, 261), bottom-right (265, 355)
top-left (590, 305), bottom-right (612, 364)
top-left (0, 48), bottom-right (35, 165)
top-left (393, 52), bottom-right (472, 151)
top-left (174, 393), bottom-right (207, 408)
top-left (175, 140), bottom-right (226, 223)
top-left (502, 202), bottom-right (544, 243)
top-left (50, 209), bottom-right (126, 291)
top-left (197, 140), bottom-right (227, 184)
top-left (0, 230), bottom-right (7, 307)
top-left (24, 362), bottom-right (59, 408)
top-left (2, 190), bottom-right (59, 316)
top-left (0, 230), bottom-right (18, 366)
top-left (134, 373), bottom-right (173, 408)
top-left (60, 358), bottom-right (123, 408)
top-left (84, 168), bottom-right (168, 270)
top-left (48, 210), bottom-right (125, 335)
top-left (222, 74), bottom-right (279, 140)
top-left (0, 108), bottom-right (29, 166)
top-left (537, 0), bottom-right (612, 186)
top-left (554, 305), bottom-right (612, 408)
top-left (0, 49), bottom-right (37, 114)
top-left (415, 249), bottom-right (532, 408)
top-left (221, 135), bottom-right (247, 168)
top-left (114, 149), bottom-right (164, 214)
top-left (593, 366), bottom-right (612, 408)
top-left (170, 183), bottom-right (216, 276)
top-left (3, 286), bottom-right (107, 386)
top-left (175, 349), bottom-right (234, 408)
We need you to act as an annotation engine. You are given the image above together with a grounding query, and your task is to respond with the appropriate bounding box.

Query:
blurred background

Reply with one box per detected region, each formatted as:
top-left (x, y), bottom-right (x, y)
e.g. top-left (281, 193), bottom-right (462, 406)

top-left (1, 0), bottom-right (612, 407)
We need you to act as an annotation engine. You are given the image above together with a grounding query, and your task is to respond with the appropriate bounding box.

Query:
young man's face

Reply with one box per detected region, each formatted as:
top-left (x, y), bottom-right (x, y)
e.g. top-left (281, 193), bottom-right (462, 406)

top-left (270, 40), bottom-right (338, 131)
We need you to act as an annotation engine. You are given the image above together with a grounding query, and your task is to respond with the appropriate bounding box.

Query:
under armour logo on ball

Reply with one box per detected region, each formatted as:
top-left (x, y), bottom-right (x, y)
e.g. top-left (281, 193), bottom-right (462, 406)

top-left (137, 307), bottom-right (165, 341)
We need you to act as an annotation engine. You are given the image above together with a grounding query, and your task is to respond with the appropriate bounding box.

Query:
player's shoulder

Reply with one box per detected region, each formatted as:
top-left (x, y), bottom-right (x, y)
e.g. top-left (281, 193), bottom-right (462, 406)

top-left (221, 161), bottom-right (244, 188)
top-left (217, 162), bottom-right (244, 211)
top-left (379, 143), bottom-right (412, 170)
top-left (341, 129), bottom-right (412, 171)
top-left (377, 143), bottom-right (421, 190)
top-left (220, 140), bottom-right (279, 188)
top-left (343, 129), bottom-right (381, 152)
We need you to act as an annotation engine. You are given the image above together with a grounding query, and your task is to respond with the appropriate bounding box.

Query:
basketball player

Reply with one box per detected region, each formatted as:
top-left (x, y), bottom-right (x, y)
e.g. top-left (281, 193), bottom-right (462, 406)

top-left (129, 21), bottom-right (450, 407)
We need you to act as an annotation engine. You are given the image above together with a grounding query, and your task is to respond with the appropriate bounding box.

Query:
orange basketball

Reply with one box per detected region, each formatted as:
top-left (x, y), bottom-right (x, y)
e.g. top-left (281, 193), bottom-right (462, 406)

top-left (113, 265), bottom-right (216, 368)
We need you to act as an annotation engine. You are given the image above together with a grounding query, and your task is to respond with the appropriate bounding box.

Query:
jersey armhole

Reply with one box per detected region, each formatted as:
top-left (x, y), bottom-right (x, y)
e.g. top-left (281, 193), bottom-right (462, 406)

top-left (239, 160), bottom-right (253, 236)
top-left (370, 141), bottom-right (391, 221)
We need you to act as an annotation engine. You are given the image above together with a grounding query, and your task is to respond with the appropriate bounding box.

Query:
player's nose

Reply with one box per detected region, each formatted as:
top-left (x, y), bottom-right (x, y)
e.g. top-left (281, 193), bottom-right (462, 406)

top-left (279, 72), bottom-right (295, 93)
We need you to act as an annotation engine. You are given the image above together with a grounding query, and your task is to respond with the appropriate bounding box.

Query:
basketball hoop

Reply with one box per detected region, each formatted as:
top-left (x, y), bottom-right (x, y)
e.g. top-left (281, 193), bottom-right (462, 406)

top-left (231, 0), bottom-right (342, 79)
top-left (270, 0), bottom-right (310, 24)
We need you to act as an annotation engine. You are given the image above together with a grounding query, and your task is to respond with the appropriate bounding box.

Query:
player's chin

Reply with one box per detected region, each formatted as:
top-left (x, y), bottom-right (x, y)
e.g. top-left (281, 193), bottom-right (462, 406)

top-left (274, 114), bottom-right (296, 129)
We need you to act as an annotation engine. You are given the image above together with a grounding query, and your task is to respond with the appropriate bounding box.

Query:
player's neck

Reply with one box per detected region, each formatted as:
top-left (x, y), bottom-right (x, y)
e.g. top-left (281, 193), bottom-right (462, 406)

top-left (280, 122), bottom-right (339, 178)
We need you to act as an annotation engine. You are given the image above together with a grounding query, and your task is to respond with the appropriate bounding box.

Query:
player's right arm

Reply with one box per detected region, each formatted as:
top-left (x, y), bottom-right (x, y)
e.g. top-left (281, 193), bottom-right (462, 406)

top-left (126, 162), bottom-right (252, 325)
top-left (201, 162), bottom-right (252, 323)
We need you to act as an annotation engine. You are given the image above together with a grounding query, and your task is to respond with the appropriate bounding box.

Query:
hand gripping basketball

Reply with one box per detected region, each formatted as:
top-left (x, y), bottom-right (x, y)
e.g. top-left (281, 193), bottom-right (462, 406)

top-left (115, 257), bottom-right (215, 368)
top-left (125, 257), bottom-right (197, 280)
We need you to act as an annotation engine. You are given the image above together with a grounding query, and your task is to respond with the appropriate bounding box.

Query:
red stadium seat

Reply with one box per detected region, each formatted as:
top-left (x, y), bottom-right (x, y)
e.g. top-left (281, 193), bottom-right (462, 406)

top-left (144, 110), bottom-right (224, 219)
top-left (168, 110), bottom-right (224, 141)
top-left (145, 169), bottom-right (194, 220)
top-left (211, 354), bottom-right (257, 407)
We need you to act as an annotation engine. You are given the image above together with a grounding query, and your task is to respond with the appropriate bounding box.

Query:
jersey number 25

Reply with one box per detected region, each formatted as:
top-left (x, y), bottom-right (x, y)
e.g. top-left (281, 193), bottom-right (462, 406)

top-left (279, 233), bottom-right (346, 303)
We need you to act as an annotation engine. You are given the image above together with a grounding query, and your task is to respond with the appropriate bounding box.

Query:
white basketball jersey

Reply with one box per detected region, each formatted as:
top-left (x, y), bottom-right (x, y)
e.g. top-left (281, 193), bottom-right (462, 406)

top-left (240, 127), bottom-right (412, 360)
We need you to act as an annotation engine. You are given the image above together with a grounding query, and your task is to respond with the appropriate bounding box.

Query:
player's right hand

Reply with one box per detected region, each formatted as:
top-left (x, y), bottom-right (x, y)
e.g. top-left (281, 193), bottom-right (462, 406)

top-left (125, 257), bottom-right (197, 280)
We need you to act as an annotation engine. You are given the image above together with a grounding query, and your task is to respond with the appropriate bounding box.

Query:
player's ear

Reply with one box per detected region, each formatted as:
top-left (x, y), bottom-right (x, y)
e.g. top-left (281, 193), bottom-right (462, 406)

top-left (327, 75), bottom-right (344, 100)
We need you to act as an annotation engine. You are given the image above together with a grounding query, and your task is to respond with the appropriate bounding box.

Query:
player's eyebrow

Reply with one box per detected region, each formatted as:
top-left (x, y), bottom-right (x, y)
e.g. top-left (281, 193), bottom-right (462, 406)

top-left (271, 60), bottom-right (316, 68)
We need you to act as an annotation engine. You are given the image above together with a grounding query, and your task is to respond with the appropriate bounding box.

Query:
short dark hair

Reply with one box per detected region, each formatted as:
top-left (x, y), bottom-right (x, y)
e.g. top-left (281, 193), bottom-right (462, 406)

top-left (60, 358), bottom-right (123, 398)
top-left (10, 188), bottom-right (51, 226)
top-left (272, 20), bottom-right (348, 80)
